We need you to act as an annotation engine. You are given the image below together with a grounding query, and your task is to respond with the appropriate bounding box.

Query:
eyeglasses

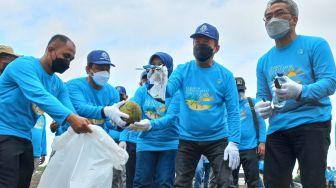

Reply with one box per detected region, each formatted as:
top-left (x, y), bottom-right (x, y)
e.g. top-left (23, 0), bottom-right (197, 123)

top-left (263, 9), bottom-right (291, 22)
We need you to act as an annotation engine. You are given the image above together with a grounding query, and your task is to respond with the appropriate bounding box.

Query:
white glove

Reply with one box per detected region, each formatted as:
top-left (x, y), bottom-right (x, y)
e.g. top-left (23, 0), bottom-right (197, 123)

top-left (255, 100), bottom-right (272, 119)
top-left (147, 65), bottom-right (164, 82)
top-left (274, 76), bottom-right (302, 101)
top-left (119, 141), bottom-right (127, 150)
top-left (104, 101), bottom-right (130, 127)
top-left (223, 142), bottom-right (240, 170)
top-left (147, 66), bottom-right (168, 101)
top-left (128, 119), bottom-right (152, 131)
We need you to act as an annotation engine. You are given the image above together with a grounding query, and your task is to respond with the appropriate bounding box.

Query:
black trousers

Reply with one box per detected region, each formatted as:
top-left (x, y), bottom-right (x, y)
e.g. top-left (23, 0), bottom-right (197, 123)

top-left (126, 141), bottom-right (136, 188)
top-left (264, 121), bottom-right (331, 188)
top-left (232, 148), bottom-right (259, 188)
top-left (174, 138), bottom-right (233, 188)
top-left (0, 135), bottom-right (34, 188)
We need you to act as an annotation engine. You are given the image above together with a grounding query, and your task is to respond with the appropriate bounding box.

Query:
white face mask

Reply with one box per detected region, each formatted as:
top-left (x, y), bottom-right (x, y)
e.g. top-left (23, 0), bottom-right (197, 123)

top-left (239, 92), bottom-right (246, 101)
top-left (91, 71), bottom-right (110, 86)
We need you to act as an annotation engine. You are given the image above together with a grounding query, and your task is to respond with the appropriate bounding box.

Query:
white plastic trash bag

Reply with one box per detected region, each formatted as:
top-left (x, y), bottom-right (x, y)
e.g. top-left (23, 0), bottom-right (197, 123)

top-left (38, 125), bottom-right (128, 188)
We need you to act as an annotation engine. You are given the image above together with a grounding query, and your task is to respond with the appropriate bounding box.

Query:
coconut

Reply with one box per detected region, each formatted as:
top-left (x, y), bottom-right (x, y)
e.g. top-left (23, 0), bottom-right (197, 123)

top-left (119, 101), bottom-right (142, 126)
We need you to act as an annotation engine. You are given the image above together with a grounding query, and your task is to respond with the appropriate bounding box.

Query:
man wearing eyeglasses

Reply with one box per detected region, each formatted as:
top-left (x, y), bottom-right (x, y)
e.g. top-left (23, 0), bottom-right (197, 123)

top-left (254, 0), bottom-right (336, 188)
top-left (0, 45), bottom-right (20, 75)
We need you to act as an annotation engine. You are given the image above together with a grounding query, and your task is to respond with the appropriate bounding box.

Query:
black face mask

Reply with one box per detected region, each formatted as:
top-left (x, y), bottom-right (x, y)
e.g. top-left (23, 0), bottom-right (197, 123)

top-left (51, 58), bottom-right (70, 74)
top-left (193, 44), bottom-right (214, 63)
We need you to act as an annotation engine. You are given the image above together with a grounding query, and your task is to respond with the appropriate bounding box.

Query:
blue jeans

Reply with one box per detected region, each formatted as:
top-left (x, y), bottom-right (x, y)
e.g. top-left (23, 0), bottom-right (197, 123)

top-left (133, 150), bottom-right (177, 188)
top-left (194, 159), bottom-right (211, 188)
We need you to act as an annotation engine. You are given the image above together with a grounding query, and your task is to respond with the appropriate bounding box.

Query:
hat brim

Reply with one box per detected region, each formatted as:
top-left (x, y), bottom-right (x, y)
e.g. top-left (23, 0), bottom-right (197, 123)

top-left (0, 52), bottom-right (21, 57)
top-left (190, 33), bottom-right (218, 41)
top-left (89, 61), bottom-right (115, 67)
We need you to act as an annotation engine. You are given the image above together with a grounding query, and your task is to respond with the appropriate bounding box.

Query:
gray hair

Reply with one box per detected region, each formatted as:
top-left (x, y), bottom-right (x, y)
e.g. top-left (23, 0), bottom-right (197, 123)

top-left (266, 0), bottom-right (299, 17)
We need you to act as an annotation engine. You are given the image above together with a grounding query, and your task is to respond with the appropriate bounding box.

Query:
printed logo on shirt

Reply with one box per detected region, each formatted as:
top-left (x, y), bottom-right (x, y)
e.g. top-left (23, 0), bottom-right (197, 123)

top-left (34, 120), bottom-right (44, 129)
top-left (297, 48), bottom-right (304, 55)
top-left (32, 103), bottom-right (44, 115)
top-left (268, 64), bottom-right (304, 85)
top-left (240, 110), bottom-right (247, 121)
top-left (185, 86), bottom-right (213, 111)
top-left (143, 98), bottom-right (166, 120)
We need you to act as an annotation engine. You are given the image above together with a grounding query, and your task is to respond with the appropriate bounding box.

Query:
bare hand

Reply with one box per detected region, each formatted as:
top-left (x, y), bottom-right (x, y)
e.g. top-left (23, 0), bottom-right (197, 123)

top-left (66, 113), bottom-right (92, 134)
top-left (40, 156), bottom-right (45, 165)
top-left (50, 121), bottom-right (59, 133)
top-left (258, 142), bottom-right (265, 157)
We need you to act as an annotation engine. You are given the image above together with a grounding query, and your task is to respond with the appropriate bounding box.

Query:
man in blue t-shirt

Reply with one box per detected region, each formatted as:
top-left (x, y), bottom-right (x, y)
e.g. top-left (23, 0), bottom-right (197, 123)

top-left (66, 50), bottom-right (128, 130)
top-left (255, 1), bottom-right (336, 187)
top-left (0, 35), bottom-right (93, 188)
top-left (166, 23), bottom-right (241, 188)
top-left (232, 77), bottom-right (266, 188)
top-left (66, 50), bottom-right (128, 188)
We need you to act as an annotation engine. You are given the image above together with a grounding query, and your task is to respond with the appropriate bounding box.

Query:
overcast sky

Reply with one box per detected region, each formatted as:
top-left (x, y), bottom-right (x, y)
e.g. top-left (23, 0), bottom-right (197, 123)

top-left (1, 0), bottom-right (335, 167)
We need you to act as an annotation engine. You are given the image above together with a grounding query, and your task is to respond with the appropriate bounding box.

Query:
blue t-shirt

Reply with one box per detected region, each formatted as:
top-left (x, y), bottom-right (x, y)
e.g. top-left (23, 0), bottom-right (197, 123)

top-left (66, 77), bottom-right (120, 138)
top-left (258, 160), bottom-right (264, 172)
top-left (256, 35), bottom-right (336, 134)
top-left (131, 85), bottom-right (179, 152)
top-left (119, 129), bottom-right (139, 144)
top-left (326, 169), bottom-right (336, 181)
top-left (31, 114), bottom-right (47, 157)
top-left (239, 98), bottom-right (266, 150)
top-left (0, 56), bottom-right (74, 140)
top-left (166, 60), bottom-right (241, 143)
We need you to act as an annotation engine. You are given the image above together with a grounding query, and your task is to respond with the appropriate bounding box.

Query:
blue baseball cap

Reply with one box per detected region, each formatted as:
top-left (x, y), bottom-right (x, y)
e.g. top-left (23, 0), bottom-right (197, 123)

top-left (116, 86), bottom-right (127, 95)
top-left (190, 23), bottom-right (219, 41)
top-left (87, 50), bottom-right (115, 67)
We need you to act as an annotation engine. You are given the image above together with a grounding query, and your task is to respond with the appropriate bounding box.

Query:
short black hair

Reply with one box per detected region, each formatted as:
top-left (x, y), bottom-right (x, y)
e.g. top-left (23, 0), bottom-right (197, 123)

top-left (48, 34), bottom-right (72, 45)
top-left (47, 34), bottom-right (75, 51)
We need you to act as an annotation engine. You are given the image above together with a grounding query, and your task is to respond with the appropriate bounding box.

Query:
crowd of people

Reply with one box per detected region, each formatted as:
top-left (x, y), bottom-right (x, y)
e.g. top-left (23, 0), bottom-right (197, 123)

top-left (0, 0), bottom-right (335, 188)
